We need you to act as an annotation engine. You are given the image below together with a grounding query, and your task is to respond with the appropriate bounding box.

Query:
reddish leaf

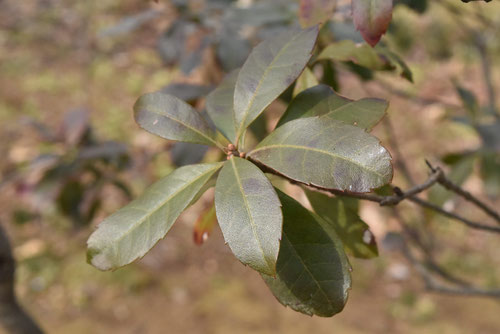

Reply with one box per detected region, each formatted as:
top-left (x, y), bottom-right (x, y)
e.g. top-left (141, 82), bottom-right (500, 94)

top-left (352, 0), bottom-right (393, 47)
top-left (299, 0), bottom-right (336, 28)
top-left (193, 205), bottom-right (217, 245)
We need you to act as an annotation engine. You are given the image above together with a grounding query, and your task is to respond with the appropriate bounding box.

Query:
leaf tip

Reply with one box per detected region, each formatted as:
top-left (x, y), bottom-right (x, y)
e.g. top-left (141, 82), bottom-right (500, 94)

top-left (86, 247), bottom-right (112, 271)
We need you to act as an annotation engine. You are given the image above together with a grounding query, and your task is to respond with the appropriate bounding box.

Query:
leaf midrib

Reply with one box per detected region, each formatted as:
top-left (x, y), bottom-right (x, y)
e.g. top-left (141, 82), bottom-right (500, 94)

top-left (249, 144), bottom-right (386, 178)
top-left (235, 31), bottom-right (308, 141)
top-left (93, 164), bottom-right (220, 249)
top-left (138, 106), bottom-right (219, 147)
top-left (230, 158), bottom-right (273, 272)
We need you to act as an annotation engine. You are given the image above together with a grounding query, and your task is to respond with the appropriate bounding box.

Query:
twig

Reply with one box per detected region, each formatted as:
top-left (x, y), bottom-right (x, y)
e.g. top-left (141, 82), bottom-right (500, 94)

top-left (408, 197), bottom-right (500, 233)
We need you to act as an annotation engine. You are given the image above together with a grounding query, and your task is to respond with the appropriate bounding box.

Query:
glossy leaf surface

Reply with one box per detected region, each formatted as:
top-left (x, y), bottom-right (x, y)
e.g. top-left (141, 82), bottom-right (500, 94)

top-left (233, 26), bottom-right (319, 143)
top-left (215, 157), bottom-right (282, 275)
top-left (262, 190), bottom-right (351, 317)
top-left (249, 117), bottom-right (393, 192)
top-left (87, 162), bottom-right (223, 271)
top-left (134, 92), bottom-right (219, 146)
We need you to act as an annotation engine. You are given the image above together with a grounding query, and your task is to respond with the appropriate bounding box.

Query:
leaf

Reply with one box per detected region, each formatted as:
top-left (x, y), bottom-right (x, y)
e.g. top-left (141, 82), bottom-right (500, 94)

top-left (215, 157), bottom-right (282, 275)
top-left (352, 0), bottom-right (393, 47)
top-left (278, 85), bottom-right (334, 128)
top-left (170, 142), bottom-right (209, 167)
top-left (216, 33), bottom-right (251, 72)
top-left (249, 117), bottom-right (393, 192)
top-left (317, 40), bottom-right (385, 69)
top-left (277, 85), bottom-right (387, 130)
top-left (193, 205), bottom-right (218, 245)
top-left (206, 70), bottom-right (239, 142)
top-left (262, 189), bottom-right (351, 317)
top-left (304, 189), bottom-right (378, 258)
top-left (299, 0), bottom-right (336, 28)
top-left (376, 47), bottom-right (413, 82)
top-left (293, 67), bottom-right (319, 97)
top-left (134, 92), bottom-right (220, 147)
top-left (233, 26), bottom-right (319, 143)
top-left (87, 162), bottom-right (223, 271)
top-left (161, 83), bottom-right (212, 103)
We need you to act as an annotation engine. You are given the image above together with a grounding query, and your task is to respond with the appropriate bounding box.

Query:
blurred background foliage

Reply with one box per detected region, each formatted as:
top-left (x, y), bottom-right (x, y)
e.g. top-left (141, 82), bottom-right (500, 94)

top-left (1, 0), bottom-right (500, 333)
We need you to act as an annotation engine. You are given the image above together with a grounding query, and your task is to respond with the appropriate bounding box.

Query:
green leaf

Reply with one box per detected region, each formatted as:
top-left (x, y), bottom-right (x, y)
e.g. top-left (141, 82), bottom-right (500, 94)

top-left (248, 117), bottom-right (393, 192)
top-left (215, 157), bottom-right (282, 275)
top-left (277, 84), bottom-right (387, 130)
top-left (206, 69), bottom-right (239, 142)
top-left (480, 152), bottom-right (500, 198)
top-left (134, 92), bottom-right (220, 147)
top-left (233, 26), bottom-right (319, 144)
top-left (292, 67), bottom-right (319, 97)
top-left (87, 162), bottom-right (223, 271)
top-left (376, 47), bottom-right (413, 82)
top-left (262, 189), bottom-right (351, 317)
top-left (317, 40), bottom-right (385, 69)
top-left (304, 189), bottom-right (378, 258)
top-left (352, 0), bottom-right (393, 47)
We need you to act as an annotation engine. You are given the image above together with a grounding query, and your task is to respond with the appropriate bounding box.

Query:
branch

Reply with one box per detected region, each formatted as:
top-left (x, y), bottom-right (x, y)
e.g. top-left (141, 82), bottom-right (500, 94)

top-left (0, 223), bottom-right (44, 334)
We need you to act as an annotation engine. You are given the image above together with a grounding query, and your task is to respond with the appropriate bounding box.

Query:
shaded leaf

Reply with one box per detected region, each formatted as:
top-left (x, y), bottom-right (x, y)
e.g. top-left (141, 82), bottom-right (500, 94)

top-left (317, 40), bottom-right (385, 69)
top-left (98, 9), bottom-right (162, 38)
top-left (248, 117), bottom-right (393, 192)
top-left (87, 162), bottom-right (223, 271)
top-left (216, 33), bottom-right (251, 72)
top-left (206, 70), bottom-right (239, 142)
top-left (134, 92), bottom-right (219, 147)
top-left (170, 142), bottom-right (209, 167)
top-left (193, 205), bottom-right (218, 245)
top-left (477, 122), bottom-right (500, 152)
top-left (352, 0), bottom-right (393, 47)
top-left (233, 26), bottom-right (319, 143)
top-left (305, 189), bottom-right (378, 258)
top-left (376, 47), bottom-right (413, 82)
top-left (293, 67), bottom-right (319, 97)
top-left (215, 157), bottom-right (282, 275)
top-left (277, 85), bottom-right (387, 130)
top-left (454, 83), bottom-right (479, 119)
top-left (262, 189), bottom-right (351, 317)
top-left (299, 0), bottom-right (336, 28)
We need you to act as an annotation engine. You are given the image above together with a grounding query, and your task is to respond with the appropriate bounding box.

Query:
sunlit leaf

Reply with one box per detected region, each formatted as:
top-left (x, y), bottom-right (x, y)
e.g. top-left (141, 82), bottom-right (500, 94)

top-left (317, 40), bottom-right (385, 69)
top-left (87, 162), bottom-right (223, 271)
top-left (305, 189), bottom-right (378, 258)
top-left (277, 85), bottom-right (387, 130)
top-left (293, 67), bottom-right (319, 97)
top-left (215, 157), bottom-right (282, 275)
top-left (299, 0), bottom-right (336, 28)
top-left (352, 0), bottom-right (393, 47)
top-left (233, 26), bottom-right (319, 143)
top-left (262, 189), bottom-right (351, 317)
top-left (249, 117), bottom-right (393, 192)
top-left (206, 70), bottom-right (239, 142)
top-left (134, 92), bottom-right (220, 147)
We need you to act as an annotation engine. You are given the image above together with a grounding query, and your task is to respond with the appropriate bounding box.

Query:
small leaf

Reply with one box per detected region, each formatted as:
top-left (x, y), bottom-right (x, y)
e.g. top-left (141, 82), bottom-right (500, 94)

top-left (206, 69), bottom-right (239, 142)
top-left (299, 0), bottom-right (337, 28)
top-left (193, 205), bottom-right (217, 245)
top-left (480, 152), bottom-right (500, 198)
top-left (293, 67), bottom-right (319, 97)
top-left (305, 189), bottom-right (378, 258)
top-left (352, 0), bottom-right (393, 47)
top-left (376, 47), bottom-right (413, 82)
top-left (317, 40), bottom-right (385, 69)
top-left (249, 117), bottom-right (393, 192)
top-left (215, 157), bottom-right (282, 275)
top-left (161, 83), bottom-right (212, 103)
top-left (233, 26), bottom-right (319, 144)
top-left (277, 85), bottom-right (387, 130)
top-left (87, 162), bottom-right (223, 271)
top-left (134, 92), bottom-right (220, 147)
top-left (262, 189), bottom-right (351, 317)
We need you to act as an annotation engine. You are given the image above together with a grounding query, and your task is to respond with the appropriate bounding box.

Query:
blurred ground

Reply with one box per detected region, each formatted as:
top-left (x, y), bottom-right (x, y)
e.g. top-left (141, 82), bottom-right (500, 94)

top-left (1, 1), bottom-right (500, 333)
